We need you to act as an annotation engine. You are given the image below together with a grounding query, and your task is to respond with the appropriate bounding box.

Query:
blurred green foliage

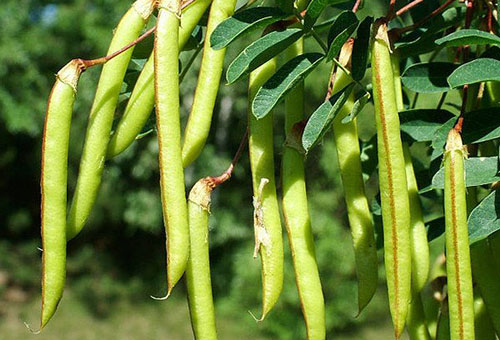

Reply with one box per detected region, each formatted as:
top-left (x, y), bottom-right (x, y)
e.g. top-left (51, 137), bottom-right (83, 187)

top-left (0, 0), bottom-right (400, 338)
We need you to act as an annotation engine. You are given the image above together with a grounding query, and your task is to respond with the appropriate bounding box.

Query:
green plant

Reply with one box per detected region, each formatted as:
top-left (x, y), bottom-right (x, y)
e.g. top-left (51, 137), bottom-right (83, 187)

top-left (35, 0), bottom-right (500, 339)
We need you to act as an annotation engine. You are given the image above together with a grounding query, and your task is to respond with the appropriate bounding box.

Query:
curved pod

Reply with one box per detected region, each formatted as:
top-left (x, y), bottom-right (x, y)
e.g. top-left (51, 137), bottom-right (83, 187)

top-left (41, 60), bottom-right (84, 328)
top-left (282, 39), bottom-right (325, 339)
top-left (182, 0), bottom-right (238, 167)
top-left (444, 129), bottom-right (475, 340)
top-left (154, 0), bottom-right (189, 294)
top-left (248, 59), bottom-right (283, 319)
top-left (371, 19), bottom-right (411, 338)
top-left (67, 0), bottom-right (155, 240)
top-left (107, 0), bottom-right (213, 158)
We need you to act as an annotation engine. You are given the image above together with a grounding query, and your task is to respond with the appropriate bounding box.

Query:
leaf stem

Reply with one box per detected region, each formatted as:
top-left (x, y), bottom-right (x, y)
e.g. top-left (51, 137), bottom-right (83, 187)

top-left (394, 0), bottom-right (456, 35)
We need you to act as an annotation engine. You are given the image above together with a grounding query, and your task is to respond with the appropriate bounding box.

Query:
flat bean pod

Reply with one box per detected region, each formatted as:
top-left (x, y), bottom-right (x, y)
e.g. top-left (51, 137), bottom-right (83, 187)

top-left (282, 39), bottom-right (325, 339)
top-left (40, 59), bottom-right (84, 328)
top-left (107, 0), bottom-right (213, 158)
top-left (371, 18), bottom-right (412, 338)
top-left (186, 179), bottom-right (218, 340)
top-left (470, 240), bottom-right (500, 336)
top-left (67, 0), bottom-right (155, 240)
top-left (248, 59), bottom-right (283, 320)
top-left (154, 0), bottom-right (189, 295)
top-left (444, 129), bottom-right (475, 340)
top-left (182, 0), bottom-right (238, 167)
top-left (332, 43), bottom-right (378, 315)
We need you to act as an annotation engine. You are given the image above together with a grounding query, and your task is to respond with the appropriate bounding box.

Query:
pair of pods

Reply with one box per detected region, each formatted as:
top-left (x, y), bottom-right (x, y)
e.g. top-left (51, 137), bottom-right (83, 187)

top-left (392, 52), bottom-right (431, 340)
top-left (153, 0), bottom-right (237, 297)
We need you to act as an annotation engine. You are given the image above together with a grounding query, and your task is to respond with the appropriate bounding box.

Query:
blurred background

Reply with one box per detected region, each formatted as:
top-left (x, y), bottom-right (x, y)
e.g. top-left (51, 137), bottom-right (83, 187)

top-left (0, 0), bottom-right (450, 338)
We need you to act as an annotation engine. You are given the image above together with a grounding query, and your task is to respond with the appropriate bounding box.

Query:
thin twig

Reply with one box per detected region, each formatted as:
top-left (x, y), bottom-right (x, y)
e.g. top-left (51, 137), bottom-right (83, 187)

top-left (208, 128), bottom-right (249, 188)
top-left (395, 0), bottom-right (456, 34)
top-left (395, 0), bottom-right (425, 18)
top-left (352, 0), bottom-right (362, 13)
top-left (387, 0), bottom-right (398, 20)
top-left (454, 0), bottom-right (475, 133)
top-left (82, 26), bottom-right (156, 68)
top-left (80, 0), bottom-right (196, 68)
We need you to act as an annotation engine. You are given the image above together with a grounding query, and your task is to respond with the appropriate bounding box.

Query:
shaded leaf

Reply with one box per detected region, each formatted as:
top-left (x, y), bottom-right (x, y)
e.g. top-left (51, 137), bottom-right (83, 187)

top-left (341, 91), bottom-right (370, 123)
top-left (304, 0), bottom-right (350, 30)
top-left (351, 16), bottom-right (372, 81)
top-left (436, 29), bottom-right (500, 47)
top-left (226, 29), bottom-right (303, 84)
top-left (426, 216), bottom-right (445, 243)
top-left (399, 109), bottom-right (455, 142)
top-left (252, 53), bottom-right (324, 119)
top-left (401, 62), bottom-right (456, 93)
top-left (326, 11), bottom-right (358, 60)
top-left (210, 7), bottom-right (288, 50)
top-left (421, 6), bottom-right (467, 39)
top-left (360, 134), bottom-right (378, 179)
top-left (302, 83), bottom-right (355, 152)
top-left (432, 157), bottom-right (500, 189)
top-left (462, 107), bottom-right (500, 145)
top-left (468, 190), bottom-right (500, 245)
top-left (448, 58), bottom-right (500, 88)
top-left (431, 117), bottom-right (457, 161)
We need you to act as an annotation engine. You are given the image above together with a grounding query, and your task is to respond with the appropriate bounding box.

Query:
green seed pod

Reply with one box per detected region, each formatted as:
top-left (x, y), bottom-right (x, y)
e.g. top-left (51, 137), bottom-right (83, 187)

top-left (444, 128), bottom-right (475, 340)
top-left (154, 0), bottom-right (189, 295)
top-left (181, 0), bottom-right (238, 167)
top-left (186, 179), bottom-right (218, 340)
top-left (371, 18), bottom-right (412, 338)
top-left (406, 291), bottom-right (432, 340)
top-left (332, 42), bottom-right (378, 314)
top-left (282, 38), bottom-right (325, 339)
top-left (248, 59), bottom-right (283, 320)
top-left (41, 59), bottom-right (84, 328)
top-left (403, 143), bottom-right (432, 340)
top-left (470, 239), bottom-right (500, 336)
top-left (67, 0), bottom-right (156, 240)
top-left (107, 0), bottom-right (213, 158)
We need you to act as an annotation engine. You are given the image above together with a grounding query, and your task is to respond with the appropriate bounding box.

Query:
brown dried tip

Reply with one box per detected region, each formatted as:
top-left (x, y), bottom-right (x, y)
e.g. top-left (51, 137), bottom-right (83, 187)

top-left (372, 18), bottom-right (392, 51)
top-left (56, 59), bottom-right (86, 92)
top-left (157, 0), bottom-right (181, 15)
top-left (188, 178), bottom-right (214, 212)
top-left (339, 39), bottom-right (354, 68)
top-left (133, 0), bottom-right (157, 20)
top-left (445, 128), bottom-right (464, 153)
